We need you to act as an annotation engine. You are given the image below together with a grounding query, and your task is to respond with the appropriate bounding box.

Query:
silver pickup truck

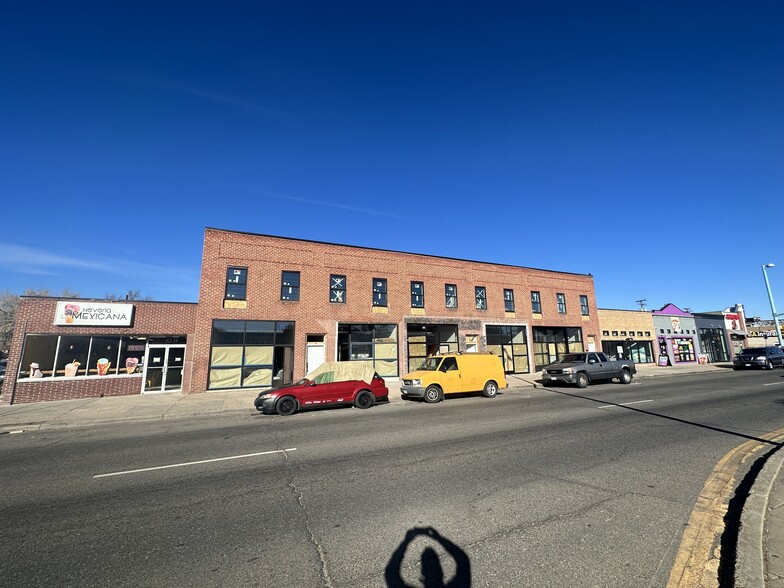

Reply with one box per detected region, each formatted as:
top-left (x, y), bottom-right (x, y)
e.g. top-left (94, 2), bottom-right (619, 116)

top-left (541, 352), bottom-right (636, 388)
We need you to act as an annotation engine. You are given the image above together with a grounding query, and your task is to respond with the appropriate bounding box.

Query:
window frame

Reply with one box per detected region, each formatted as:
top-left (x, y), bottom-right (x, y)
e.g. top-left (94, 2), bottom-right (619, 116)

top-left (580, 295), bottom-right (589, 316)
top-left (475, 286), bottom-right (487, 310)
top-left (556, 293), bottom-right (567, 314)
top-left (411, 281), bottom-right (424, 308)
top-left (281, 271), bottom-right (300, 301)
top-left (225, 266), bottom-right (248, 300)
top-left (330, 274), bottom-right (346, 304)
top-left (445, 284), bottom-right (458, 309)
top-left (531, 291), bottom-right (541, 314)
top-left (373, 278), bottom-right (388, 307)
top-left (503, 288), bottom-right (515, 312)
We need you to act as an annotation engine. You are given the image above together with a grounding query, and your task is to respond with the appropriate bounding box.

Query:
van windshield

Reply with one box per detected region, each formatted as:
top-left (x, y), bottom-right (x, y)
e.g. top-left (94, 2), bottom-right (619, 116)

top-left (417, 357), bottom-right (443, 371)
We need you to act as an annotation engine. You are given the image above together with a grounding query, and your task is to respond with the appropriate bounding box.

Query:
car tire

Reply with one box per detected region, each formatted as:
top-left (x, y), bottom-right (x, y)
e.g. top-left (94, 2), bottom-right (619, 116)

top-left (354, 390), bottom-right (374, 409)
top-left (424, 386), bottom-right (442, 403)
top-left (766, 360), bottom-right (774, 370)
top-left (482, 381), bottom-right (498, 398)
top-left (619, 369), bottom-right (632, 384)
top-left (575, 372), bottom-right (589, 389)
top-left (275, 396), bottom-right (297, 416)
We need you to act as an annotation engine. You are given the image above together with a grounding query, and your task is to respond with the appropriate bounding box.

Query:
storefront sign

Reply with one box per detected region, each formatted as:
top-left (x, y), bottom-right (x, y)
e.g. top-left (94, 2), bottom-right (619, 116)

top-left (54, 301), bottom-right (134, 327)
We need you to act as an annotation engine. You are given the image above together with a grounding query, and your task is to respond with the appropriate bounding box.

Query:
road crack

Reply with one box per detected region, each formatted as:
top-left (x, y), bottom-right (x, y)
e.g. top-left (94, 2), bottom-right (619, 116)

top-left (284, 451), bottom-right (334, 588)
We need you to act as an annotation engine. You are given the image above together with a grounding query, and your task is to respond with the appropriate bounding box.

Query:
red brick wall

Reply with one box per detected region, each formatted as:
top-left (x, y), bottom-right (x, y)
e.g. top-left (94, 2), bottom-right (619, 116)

top-left (1, 298), bottom-right (196, 405)
top-left (191, 229), bottom-right (601, 390)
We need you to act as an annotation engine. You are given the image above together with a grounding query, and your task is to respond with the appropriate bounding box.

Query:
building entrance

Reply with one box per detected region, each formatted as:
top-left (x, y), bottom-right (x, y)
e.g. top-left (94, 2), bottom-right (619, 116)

top-left (143, 345), bottom-right (185, 393)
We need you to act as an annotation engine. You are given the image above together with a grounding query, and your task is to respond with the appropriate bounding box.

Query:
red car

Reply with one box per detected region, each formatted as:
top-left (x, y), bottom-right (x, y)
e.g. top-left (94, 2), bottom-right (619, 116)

top-left (254, 362), bottom-right (389, 416)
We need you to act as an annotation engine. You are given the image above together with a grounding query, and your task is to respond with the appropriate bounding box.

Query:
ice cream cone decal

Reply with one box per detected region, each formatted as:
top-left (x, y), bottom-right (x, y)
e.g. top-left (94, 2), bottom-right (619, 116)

top-left (97, 358), bottom-right (111, 375)
top-left (125, 357), bottom-right (139, 374)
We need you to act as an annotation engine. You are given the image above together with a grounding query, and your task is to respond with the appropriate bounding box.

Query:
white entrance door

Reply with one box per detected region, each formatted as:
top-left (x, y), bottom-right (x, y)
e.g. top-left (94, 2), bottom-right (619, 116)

top-left (306, 343), bottom-right (326, 375)
top-left (142, 345), bottom-right (185, 393)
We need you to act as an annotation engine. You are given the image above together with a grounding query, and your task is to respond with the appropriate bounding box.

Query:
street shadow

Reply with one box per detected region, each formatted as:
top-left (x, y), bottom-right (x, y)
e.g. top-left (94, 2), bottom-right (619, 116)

top-left (385, 527), bottom-right (471, 587)
top-left (539, 385), bottom-right (783, 447)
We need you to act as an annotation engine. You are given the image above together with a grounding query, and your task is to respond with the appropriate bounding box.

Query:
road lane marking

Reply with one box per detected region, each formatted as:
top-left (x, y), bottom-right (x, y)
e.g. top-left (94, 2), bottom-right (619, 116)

top-left (763, 382), bottom-right (784, 387)
top-left (93, 448), bottom-right (297, 478)
top-left (596, 400), bottom-right (654, 409)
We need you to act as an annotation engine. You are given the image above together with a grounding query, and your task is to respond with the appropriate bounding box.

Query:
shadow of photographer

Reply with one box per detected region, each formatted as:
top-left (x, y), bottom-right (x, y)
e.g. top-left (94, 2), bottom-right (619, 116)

top-left (385, 526), bottom-right (471, 588)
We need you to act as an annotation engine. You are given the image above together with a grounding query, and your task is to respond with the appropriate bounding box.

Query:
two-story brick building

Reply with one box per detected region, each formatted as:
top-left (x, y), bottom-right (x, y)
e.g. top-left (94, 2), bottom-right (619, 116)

top-left (2, 227), bottom-right (601, 404)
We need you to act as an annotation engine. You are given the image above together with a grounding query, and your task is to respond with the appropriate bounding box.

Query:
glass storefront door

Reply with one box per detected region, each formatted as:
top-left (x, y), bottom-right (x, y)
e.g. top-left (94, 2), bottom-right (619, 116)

top-left (143, 345), bottom-right (185, 393)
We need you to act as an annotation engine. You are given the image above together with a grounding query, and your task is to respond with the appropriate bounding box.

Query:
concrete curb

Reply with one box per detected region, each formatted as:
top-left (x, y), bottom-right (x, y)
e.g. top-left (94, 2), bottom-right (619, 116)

top-left (736, 446), bottom-right (784, 587)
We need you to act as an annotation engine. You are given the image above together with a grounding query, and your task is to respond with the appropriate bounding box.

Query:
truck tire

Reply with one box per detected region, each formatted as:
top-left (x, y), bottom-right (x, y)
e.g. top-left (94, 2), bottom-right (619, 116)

top-left (575, 372), bottom-right (589, 389)
top-left (619, 369), bottom-right (632, 384)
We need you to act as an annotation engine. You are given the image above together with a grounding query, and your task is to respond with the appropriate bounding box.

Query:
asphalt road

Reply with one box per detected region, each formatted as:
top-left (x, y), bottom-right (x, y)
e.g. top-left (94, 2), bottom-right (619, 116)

top-left (2, 369), bottom-right (784, 587)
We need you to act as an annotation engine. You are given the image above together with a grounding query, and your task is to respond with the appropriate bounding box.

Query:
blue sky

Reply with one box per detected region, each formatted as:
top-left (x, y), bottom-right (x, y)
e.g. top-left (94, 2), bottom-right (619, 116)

top-left (2, 2), bottom-right (783, 319)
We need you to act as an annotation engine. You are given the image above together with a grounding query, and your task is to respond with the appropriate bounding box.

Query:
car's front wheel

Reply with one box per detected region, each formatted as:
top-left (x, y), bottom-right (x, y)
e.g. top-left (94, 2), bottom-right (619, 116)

top-left (424, 386), bottom-right (442, 403)
top-left (575, 372), bottom-right (589, 388)
top-left (766, 360), bottom-right (774, 370)
top-left (354, 390), bottom-right (374, 409)
top-left (619, 369), bottom-right (632, 384)
top-left (276, 395), bottom-right (297, 416)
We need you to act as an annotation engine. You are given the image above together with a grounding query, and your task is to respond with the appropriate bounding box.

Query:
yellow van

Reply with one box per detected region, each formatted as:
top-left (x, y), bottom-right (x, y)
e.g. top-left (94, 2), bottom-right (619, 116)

top-left (400, 352), bottom-right (507, 403)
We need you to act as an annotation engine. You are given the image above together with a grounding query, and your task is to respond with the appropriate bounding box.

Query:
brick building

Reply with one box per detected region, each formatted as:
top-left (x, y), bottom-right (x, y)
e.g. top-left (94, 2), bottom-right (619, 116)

top-left (2, 298), bottom-right (196, 405)
top-left (597, 308), bottom-right (657, 364)
top-left (191, 229), bottom-right (601, 392)
top-left (2, 228), bottom-right (601, 404)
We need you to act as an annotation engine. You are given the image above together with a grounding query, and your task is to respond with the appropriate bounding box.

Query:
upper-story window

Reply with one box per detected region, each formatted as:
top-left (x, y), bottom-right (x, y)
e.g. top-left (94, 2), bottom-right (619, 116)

top-left (445, 284), bottom-right (458, 308)
top-left (373, 278), bottom-right (387, 307)
top-left (330, 274), bottom-right (346, 303)
top-left (281, 271), bottom-right (300, 301)
top-left (225, 267), bottom-right (247, 300)
top-left (556, 293), bottom-right (566, 314)
top-left (531, 291), bottom-right (541, 313)
top-left (580, 295), bottom-right (589, 316)
top-left (504, 289), bottom-right (515, 312)
top-left (411, 281), bottom-right (424, 308)
top-left (475, 286), bottom-right (486, 310)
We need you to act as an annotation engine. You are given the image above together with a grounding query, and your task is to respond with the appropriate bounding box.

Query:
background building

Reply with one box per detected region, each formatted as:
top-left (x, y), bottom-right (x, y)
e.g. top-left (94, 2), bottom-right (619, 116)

top-left (597, 308), bottom-right (657, 363)
top-left (652, 304), bottom-right (699, 365)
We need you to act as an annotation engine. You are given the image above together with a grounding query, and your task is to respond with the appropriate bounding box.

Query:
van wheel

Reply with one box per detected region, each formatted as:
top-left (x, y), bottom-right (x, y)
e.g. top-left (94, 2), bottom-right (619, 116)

top-left (575, 373), bottom-right (589, 389)
top-left (482, 381), bottom-right (498, 398)
top-left (619, 370), bottom-right (632, 384)
top-left (424, 386), bottom-right (442, 403)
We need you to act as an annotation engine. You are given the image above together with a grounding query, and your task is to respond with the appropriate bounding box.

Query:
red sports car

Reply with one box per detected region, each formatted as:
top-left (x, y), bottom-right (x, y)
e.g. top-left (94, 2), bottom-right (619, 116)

top-left (254, 362), bottom-right (389, 416)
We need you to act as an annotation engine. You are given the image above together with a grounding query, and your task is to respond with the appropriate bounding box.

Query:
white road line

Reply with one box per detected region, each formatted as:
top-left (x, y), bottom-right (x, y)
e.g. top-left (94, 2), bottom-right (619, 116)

top-left (94, 448), bottom-right (297, 478)
top-left (597, 400), bottom-right (654, 409)
top-left (763, 382), bottom-right (784, 387)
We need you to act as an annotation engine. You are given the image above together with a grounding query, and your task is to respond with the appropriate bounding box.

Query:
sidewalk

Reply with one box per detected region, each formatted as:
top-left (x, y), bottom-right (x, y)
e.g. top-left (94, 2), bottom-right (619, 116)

top-left (2, 361), bottom-right (777, 587)
top-left (0, 362), bottom-right (728, 433)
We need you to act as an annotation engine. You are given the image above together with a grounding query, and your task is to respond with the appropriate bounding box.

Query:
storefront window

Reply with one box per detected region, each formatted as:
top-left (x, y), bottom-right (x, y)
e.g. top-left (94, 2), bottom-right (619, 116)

top-left (532, 327), bottom-right (583, 371)
top-left (19, 334), bottom-right (154, 379)
top-left (209, 320), bottom-right (295, 389)
top-left (406, 323), bottom-right (458, 372)
top-left (337, 323), bottom-right (398, 376)
top-left (672, 337), bottom-right (696, 362)
top-left (486, 325), bottom-right (529, 374)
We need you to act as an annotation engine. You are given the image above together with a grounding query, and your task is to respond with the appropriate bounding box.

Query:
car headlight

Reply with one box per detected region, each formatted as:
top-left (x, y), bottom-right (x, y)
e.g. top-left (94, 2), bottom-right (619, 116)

top-left (561, 368), bottom-right (574, 374)
top-left (756, 356), bottom-right (765, 361)
top-left (257, 393), bottom-right (271, 399)
top-left (410, 379), bottom-right (421, 387)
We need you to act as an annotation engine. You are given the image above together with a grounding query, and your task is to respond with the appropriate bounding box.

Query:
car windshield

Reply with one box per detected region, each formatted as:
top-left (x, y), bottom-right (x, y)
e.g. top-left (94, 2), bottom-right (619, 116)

top-left (560, 353), bottom-right (586, 363)
top-left (740, 348), bottom-right (764, 354)
top-left (417, 357), bottom-right (443, 371)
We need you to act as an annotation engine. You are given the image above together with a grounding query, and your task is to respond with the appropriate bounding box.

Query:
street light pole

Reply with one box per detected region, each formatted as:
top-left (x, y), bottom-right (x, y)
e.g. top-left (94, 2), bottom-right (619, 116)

top-left (762, 263), bottom-right (784, 348)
